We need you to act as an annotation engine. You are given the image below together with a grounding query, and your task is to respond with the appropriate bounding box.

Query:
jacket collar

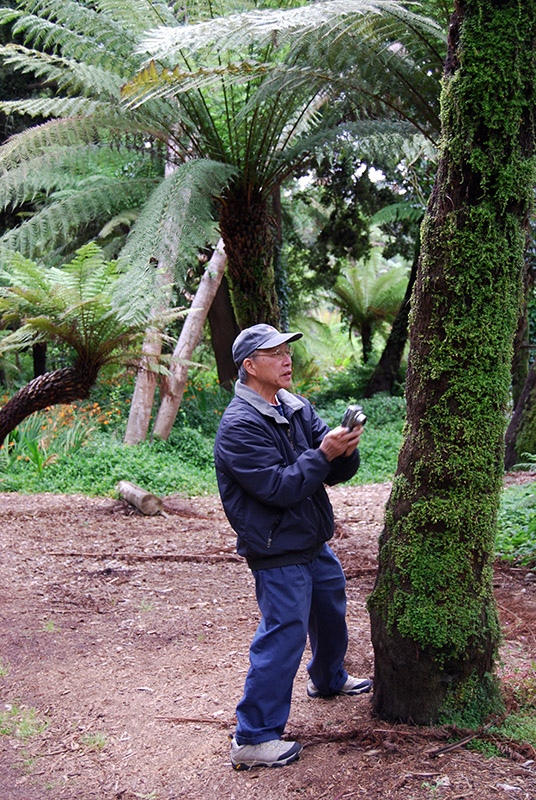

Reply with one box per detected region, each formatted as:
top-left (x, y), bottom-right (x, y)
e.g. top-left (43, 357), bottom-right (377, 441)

top-left (235, 380), bottom-right (304, 424)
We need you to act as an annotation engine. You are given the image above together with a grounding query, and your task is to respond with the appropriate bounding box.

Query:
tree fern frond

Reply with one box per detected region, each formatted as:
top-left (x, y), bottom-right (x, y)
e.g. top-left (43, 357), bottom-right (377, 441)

top-left (0, 177), bottom-right (159, 259)
top-left (113, 159), bottom-right (235, 320)
top-left (371, 201), bottom-right (424, 225)
top-left (0, 118), bottom-right (101, 169)
top-left (98, 209), bottom-right (140, 238)
top-left (121, 58), bottom-right (268, 108)
top-left (138, 0), bottom-right (445, 66)
top-left (0, 97), bottom-right (105, 121)
top-left (0, 241), bottom-right (149, 363)
top-left (95, 0), bottom-right (179, 34)
top-left (0, 43), bottom-right (125, 100)
top-left (15, 0), bottom-right (144, 70)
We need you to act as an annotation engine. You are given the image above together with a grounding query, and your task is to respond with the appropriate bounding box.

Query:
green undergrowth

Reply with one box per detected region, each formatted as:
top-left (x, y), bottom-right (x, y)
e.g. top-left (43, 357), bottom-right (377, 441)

top-left (0, 372), bottom-right (406, 496)
top-left (497, 484), bottom-right (536, 566)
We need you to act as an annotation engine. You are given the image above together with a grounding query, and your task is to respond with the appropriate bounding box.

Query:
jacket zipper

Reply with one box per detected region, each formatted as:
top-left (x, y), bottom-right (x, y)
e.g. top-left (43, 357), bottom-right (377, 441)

top-left (267, 513), bottom-right (283, 549)
top-left (267, 422), bottom-right (295, 548)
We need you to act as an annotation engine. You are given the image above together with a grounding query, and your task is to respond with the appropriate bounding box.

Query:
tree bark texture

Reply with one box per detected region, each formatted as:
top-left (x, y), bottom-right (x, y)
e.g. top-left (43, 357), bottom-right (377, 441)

top-left (363, 239), bottom-right (419, 398)
top-left (219, 185), bottom-right (280, 329)
top-left (123, 322), bottom-right (168, 445)
top-left (152, 239), bottom-right (227, 440)
top-left (368, 0), bottom-right (536, 725)
top-left (0, 364), bottom-right (98, 445)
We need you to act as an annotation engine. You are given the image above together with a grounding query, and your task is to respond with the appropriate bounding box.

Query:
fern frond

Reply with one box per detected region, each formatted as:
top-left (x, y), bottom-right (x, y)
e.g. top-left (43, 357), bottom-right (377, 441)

top-left (95, 0), bottom-right (179, 34)
top-left (0, 43), bottom-right (125, 99)
top-left (113, 159), bottom-right (235, 319)
top-left (138, 0), bottom-right (445, 65)
top-left (0, 177), bottom-right (159, 259)
top-left (371, 201), bottom-right (424, 225)
top-left (0, 241), bottom-right (150, 363)
top-left (12, 0), bottom-right (144, 70)
top-left (0, 118), bottom-right (100, 169)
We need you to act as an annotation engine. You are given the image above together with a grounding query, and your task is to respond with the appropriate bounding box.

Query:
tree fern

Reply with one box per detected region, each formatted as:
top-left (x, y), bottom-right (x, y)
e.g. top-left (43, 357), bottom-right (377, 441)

top-left (0, 241), bottom-right (150, 361)
top-left (0, 0), bottom-right (445, 328)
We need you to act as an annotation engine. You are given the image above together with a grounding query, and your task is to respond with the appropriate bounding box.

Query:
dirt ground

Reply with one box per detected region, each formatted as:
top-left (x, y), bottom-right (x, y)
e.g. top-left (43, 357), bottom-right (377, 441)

top-left (1, 477), bottom-right (536, 800)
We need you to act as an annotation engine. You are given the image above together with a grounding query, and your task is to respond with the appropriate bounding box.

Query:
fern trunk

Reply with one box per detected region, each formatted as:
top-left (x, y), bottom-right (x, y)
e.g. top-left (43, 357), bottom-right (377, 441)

top-left (0, 365), bottom-right (98, 445)
top-left (219, 186), bottom-right (280, 328)
top-left (368, 0), bottom-right (536, 725)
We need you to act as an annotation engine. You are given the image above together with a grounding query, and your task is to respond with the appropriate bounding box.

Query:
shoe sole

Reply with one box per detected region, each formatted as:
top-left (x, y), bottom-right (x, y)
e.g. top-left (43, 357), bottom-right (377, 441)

top-left (231, 746), bottom-right (302, 771)
top-left (307, 681), bottom-right (373, 698)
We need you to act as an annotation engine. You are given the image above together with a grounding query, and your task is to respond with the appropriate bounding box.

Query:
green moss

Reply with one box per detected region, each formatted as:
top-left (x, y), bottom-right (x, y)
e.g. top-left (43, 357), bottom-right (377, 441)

top-left (438, 672), bottom-right (504, 729)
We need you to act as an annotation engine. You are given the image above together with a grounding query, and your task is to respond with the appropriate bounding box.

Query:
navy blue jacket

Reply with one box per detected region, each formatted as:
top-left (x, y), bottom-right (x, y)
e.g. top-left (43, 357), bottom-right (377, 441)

top-left (214, 381), bottom-right (360, 569)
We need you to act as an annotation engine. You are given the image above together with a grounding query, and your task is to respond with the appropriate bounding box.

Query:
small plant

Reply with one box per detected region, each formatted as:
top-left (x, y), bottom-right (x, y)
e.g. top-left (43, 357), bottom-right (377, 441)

top-left (139, 599), bottom-right (154, 613)
top-left (0, 704), bottom-right (48, 740)
top-left (41, 619), bottom-right (57, 633)
top-left (79, 731), bottom-right (108, 751)
top-left (0, 660), bottom-right (9, 677)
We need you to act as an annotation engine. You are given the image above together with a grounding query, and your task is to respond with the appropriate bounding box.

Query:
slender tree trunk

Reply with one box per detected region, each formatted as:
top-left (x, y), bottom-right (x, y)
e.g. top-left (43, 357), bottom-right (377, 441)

top-left (504, 358), bottom-right (536, 470)
top-left (152, 239), bottom-right (227, 440)
top-left (0, 363), bottom-right (98, 445)
top-left (363, 239), bottom-right (419, 397)
top-left (368, 0), bottom-right (536, 725)
top-left (360, 320), bottom-right (372, 364)
top-left (32, 342), bottom-right (47, 378)
top-left (219, 185), bottom-right (280, 328)
top-left (208, 275), bottom-right (239, 391)
top-left (123, 319), bottom-right (169, 445)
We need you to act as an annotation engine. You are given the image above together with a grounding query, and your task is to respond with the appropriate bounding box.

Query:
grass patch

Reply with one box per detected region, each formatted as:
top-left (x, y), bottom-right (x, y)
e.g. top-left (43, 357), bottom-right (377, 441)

top-left (79, 731), bottom-right (108, 751)
top-left (0, 704), bottom-right (48, 740)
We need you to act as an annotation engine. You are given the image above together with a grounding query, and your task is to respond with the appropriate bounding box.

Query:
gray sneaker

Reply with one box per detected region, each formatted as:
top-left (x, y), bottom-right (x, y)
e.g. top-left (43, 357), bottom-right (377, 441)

top-left (307, 675), bottom-right (373, 698)
top-left (230, 736), bottom-right (302, 770)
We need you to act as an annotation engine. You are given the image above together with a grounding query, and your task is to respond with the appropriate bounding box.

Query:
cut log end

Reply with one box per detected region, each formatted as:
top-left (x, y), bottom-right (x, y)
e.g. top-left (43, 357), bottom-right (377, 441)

top-left (116, 480), bottom-right (163, 516)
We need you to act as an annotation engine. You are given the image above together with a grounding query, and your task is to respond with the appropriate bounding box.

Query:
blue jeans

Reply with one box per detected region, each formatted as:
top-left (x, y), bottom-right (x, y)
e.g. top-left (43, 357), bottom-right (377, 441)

top-left (235, 543), bottom-right (349, 745)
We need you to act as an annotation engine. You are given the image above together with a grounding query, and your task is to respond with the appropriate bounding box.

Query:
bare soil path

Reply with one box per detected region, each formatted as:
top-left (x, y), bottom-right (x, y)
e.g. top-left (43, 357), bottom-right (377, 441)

top-left (1, 479), bottom-right (536, 800)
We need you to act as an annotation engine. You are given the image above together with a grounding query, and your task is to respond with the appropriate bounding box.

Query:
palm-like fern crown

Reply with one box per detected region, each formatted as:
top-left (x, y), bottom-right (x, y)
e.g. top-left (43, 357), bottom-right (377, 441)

top-left (334, 244), bottom-right (409, 334)
top-left (0, 241), bottom-right (150, 366)
top-left (0, 0), bottom-right (445, 267)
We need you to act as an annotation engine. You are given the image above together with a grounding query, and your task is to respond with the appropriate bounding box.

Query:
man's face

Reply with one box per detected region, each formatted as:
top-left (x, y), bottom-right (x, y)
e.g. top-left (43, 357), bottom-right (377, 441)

top-left (245, 344), bottom-right (293, 394)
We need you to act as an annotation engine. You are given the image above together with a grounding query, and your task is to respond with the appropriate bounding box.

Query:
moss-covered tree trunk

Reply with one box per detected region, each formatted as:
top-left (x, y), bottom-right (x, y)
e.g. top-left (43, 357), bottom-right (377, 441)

top-left (368, 0), bottom-right (536, 725)
top-left (219, 184), bottom-right (280, 329)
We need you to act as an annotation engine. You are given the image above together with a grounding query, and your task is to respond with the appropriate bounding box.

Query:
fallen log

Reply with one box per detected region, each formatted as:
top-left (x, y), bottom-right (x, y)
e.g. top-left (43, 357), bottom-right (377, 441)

top-left (116, 480), bottom-right (163, 516)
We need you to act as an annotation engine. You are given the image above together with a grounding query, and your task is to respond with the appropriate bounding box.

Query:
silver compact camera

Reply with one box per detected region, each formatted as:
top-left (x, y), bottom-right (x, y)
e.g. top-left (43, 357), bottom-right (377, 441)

top-left (341, 404), bottom-right (367, 430)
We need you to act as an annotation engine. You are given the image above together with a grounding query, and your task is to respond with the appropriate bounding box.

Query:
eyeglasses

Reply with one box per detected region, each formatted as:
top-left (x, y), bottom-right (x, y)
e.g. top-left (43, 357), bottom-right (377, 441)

top-left (253, 345), bottom-right (294, 360)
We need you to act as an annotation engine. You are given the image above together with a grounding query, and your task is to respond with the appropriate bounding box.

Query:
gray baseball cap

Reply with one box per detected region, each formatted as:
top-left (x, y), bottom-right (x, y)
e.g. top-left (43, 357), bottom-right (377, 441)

top-left (232, 324), bottom-right (302, 368)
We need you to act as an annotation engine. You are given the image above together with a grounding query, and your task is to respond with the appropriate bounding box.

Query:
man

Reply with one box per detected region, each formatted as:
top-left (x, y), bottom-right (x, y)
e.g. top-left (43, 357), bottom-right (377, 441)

top-left (214, 323), bottom-right (372, 771)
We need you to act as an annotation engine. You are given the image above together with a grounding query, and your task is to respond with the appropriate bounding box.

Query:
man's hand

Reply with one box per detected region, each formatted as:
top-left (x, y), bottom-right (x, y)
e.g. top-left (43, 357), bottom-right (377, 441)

top-left (319, 425), bottom-right (364, 462)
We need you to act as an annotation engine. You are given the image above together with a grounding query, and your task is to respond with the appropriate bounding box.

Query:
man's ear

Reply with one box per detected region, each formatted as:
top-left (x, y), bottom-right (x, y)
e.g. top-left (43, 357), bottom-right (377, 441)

top-left (243, 357), bottom-right (256, 379)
